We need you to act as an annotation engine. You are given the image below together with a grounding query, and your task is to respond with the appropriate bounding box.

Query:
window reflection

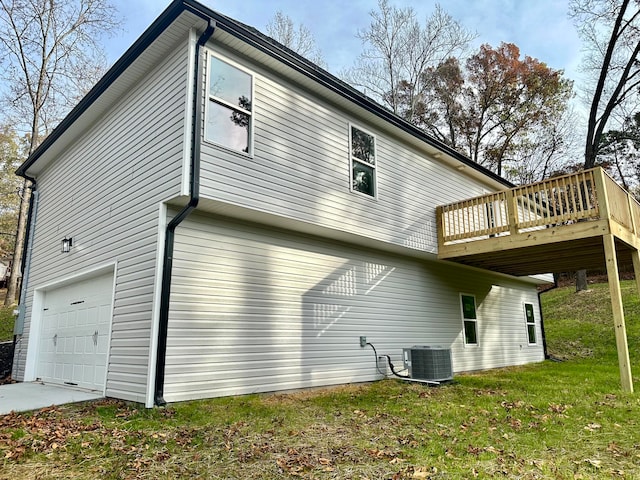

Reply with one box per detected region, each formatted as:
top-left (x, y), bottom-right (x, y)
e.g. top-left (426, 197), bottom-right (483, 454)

top-left (206, 55), bottom-right (253, 154)
top-left (209, 57), bottom-right (252, 111)
top-left (207, 101), bottom-right (250, 153)
top-left (350, 126), bottom-right (376, 198)
top-left (352, 163), bottom-right (374, 196)
top-left (351, 127), bottom-right (375, 165)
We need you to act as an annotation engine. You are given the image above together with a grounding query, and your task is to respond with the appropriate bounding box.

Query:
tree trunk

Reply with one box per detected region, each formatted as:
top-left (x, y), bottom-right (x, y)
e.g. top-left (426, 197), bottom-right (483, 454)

top-left (5, 180), bottom-right (32, 306)
top-left (575, 269), bottom-right (589, 292)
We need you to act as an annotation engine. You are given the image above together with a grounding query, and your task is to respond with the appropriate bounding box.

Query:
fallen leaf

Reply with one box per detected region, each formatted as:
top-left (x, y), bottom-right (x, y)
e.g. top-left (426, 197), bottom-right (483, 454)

top-left (585, 458), bottom-right (602, 468)
top-left (412, 466), bottom-right (433, 479)
top-left (584, 423), bottom-right (601, 432)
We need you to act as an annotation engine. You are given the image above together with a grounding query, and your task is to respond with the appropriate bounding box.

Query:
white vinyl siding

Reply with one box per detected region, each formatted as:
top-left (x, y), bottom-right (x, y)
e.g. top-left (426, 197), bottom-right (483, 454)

top-left (199, 46), bottom-right (494, 255)
top-left (163, 212), bottom-right (544, 402)
top-left (13, 40), bottom-right (191, 403)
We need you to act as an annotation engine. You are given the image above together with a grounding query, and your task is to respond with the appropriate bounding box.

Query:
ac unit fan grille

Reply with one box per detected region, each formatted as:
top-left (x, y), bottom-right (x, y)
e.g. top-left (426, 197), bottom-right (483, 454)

top-left (405, 346), bottom-right (453, 382)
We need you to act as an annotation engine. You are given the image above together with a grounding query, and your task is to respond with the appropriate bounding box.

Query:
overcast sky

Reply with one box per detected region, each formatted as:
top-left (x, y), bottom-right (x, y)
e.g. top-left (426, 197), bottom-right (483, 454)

top-left (110, 0), bottom-right (584, 85)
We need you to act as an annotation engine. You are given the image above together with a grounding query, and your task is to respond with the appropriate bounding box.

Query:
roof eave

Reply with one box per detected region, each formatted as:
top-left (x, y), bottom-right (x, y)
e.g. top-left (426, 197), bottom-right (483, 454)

top-left (199, 4), bottom-right (512, 188)
top-left (17, 0), bottom-right (204, 177)
top-left (18, 0), bottom-right (513, 190)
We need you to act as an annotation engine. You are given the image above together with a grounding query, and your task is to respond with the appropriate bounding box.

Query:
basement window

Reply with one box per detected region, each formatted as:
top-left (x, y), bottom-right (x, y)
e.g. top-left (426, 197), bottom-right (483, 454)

top-left (205, 54), bottom-right (253, 154)
top-left (350, 125), bottom-right (376, 197)
top-left (524, 302), bottom-right (537, 344)
top-left (460, 294), bottom-right (478, 346)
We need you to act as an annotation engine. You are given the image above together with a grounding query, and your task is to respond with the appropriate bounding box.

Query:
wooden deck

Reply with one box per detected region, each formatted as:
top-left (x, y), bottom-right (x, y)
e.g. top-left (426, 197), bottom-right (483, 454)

top-left (436, 168), bottom-right (640, 276)
top-left (436, 167), bottom-right (639, 392)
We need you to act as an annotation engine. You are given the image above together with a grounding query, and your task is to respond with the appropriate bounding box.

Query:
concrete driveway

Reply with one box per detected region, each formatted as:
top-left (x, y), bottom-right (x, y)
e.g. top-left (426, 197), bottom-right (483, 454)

top-left (0, 382), bottom-right (103, 415)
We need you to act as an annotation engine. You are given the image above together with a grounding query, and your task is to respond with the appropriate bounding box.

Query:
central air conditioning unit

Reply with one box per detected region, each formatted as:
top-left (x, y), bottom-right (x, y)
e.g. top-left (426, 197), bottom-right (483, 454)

top-left (403, 346), bottom-right (453, 382)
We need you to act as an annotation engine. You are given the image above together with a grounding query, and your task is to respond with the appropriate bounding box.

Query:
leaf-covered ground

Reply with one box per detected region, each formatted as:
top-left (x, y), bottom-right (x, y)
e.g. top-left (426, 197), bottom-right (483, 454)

top-left (1, 281), bottom-right (639, 479)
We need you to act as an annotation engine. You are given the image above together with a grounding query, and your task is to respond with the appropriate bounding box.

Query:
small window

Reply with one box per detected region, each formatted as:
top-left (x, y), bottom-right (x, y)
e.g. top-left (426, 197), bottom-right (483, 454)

top-left (205, 54), bottom-right (253, 154)
top-left (524, 302), bottom-right (537, 344)
top-left (350, 125), bottom-right (376, 197)
top-left (460, 294), bottom-right (478, 346)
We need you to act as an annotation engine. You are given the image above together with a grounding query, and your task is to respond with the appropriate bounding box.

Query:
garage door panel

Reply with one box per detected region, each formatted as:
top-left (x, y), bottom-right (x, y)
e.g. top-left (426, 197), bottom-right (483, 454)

top-left (36, 272), bottom-right (114, 391)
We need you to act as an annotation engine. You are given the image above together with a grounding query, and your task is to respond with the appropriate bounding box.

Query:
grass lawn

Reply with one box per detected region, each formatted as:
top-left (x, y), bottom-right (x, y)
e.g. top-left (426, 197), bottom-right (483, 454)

top-left (1, 282), bottom-right (639, 479)
top-left (0, 308), bottom-right (15, 343)
top-left (0, 290), bottom-right (14, 342)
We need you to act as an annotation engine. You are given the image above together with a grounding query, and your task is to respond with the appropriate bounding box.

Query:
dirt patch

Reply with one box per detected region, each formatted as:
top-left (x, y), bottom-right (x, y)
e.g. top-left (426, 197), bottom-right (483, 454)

top-left (540, 271), bottom-right (636, 292)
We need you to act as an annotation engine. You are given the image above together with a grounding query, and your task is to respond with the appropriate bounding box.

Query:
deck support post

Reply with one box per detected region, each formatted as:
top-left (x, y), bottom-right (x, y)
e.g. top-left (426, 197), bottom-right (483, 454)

top-left (632, 249), bottom-right (640, 300)
top-left (603, 234), bottom-right (634, 393)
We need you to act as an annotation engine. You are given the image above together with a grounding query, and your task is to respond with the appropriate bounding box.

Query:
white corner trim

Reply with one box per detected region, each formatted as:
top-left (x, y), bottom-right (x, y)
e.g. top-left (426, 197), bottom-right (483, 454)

top-left (145, 202), bottom-right (168, 408)
top-left (181, 29), bottom-right (197, 196)
top-left (101, 263), bottom-right (118, 396)
top-left (22, 291), bottom-right (44, 382)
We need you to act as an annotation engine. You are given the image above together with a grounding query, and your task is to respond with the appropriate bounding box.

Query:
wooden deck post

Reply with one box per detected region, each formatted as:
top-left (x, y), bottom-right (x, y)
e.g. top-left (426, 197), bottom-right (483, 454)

top-left (436, 206), bottom-right (445, 251)
top-left (627, 195), bottom-right (638, 236)
top-left (633, 249), bottom-right (640, 300)
top-left (603, 234), bottom-right (634, 393)
top-left (505, 189), bottom-right (518, 236)
top-left (593, 167), bottom-right (611, 220)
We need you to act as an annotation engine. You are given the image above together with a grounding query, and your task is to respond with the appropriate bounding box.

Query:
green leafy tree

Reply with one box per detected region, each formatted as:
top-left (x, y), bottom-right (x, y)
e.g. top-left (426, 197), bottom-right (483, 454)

top-left (597, 112), bottom-right (640, 192)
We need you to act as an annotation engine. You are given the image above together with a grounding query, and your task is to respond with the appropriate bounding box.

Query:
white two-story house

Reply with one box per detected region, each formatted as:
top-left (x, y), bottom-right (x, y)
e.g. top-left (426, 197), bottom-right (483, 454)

top-left (12, 0), bottom-right (548, 407)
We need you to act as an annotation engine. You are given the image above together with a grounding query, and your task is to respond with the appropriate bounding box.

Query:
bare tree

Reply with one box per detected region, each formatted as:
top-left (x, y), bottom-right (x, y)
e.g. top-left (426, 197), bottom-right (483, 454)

top-left (0, 0), bottom-right (122, 305)
top-left (343, 0), bottom-right (475, 117)
top-left (571, 0), bottom-right (640, 168)
top-left (570, 0), bottom-right (640, 291)
top-left (266, 11), bottom-right (326, 68)
top-left (0, 126), bottom-right (23, 257)
top-left (502, 107), bottom-right (580, 184)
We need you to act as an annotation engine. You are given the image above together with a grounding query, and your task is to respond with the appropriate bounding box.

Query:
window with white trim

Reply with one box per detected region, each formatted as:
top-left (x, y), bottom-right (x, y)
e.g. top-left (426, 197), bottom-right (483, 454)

top-left (460, 294), bottom-right (478, 345)
top-left (205, 54), bottom-right (253, 154)
top-left (524, 302), bottom-right (537, 344)
top-left (350, 125), bottom-right (376, 197)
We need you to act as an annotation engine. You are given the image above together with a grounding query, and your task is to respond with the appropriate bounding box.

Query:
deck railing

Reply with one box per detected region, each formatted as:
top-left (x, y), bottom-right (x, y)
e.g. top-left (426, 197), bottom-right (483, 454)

top-left (437, 167), bottom-right (640, 245)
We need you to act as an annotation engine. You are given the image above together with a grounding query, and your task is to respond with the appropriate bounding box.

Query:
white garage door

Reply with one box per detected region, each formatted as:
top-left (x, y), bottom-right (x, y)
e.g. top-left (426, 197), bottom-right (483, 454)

top-left (37, 272), bottom-right (113, 391)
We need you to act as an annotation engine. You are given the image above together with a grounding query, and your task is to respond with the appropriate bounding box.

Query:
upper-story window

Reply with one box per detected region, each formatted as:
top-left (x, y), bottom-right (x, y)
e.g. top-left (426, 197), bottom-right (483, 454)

top-left (350, 125), bottom-right (376, 197)
top-left (205, 54), bottom-right (253, 154)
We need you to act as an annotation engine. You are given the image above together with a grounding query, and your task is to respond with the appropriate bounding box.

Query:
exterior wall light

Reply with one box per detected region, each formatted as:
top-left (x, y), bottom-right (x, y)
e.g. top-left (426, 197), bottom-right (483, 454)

top-left (61, 237), bottom-right (73, 253)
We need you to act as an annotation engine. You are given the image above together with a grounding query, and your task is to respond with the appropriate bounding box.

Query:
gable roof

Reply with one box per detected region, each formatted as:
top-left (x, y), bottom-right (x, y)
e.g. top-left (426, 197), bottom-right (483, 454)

top-left (17, 0), bottom-right (513, 189)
